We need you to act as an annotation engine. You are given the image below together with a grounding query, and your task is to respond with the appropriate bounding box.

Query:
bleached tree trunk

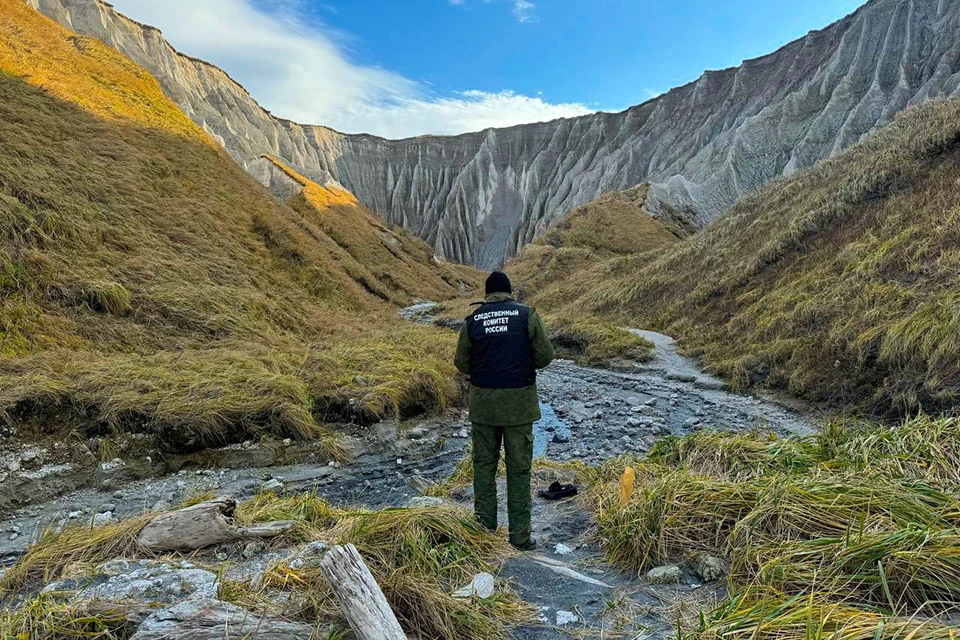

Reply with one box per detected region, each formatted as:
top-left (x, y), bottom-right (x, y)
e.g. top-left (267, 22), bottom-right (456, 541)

top-left (136, 499), bottom-right (293, 552)
top-left (319, 544), bottom-right (406, 640)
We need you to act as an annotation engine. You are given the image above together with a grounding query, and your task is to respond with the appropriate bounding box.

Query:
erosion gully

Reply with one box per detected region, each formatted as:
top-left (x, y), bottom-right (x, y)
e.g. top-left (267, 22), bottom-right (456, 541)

top-left (0, 327), bottom-right (818, 638)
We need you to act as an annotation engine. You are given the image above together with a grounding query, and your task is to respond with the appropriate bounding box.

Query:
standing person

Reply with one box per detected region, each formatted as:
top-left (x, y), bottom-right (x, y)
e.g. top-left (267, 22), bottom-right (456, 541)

top-left (454, 271), bottom-right (554, 550)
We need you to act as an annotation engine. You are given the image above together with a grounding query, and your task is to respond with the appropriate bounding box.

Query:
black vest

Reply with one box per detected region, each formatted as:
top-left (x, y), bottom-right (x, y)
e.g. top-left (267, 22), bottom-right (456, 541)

top-left (466, 300), bottom-right (536, 389)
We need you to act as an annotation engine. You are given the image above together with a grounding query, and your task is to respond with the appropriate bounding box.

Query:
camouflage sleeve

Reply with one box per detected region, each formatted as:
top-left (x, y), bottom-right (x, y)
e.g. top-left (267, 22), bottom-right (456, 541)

top-left (454, 322), bottom-right (471, 375)
top-left (528, 310), bottom-right (555, 370)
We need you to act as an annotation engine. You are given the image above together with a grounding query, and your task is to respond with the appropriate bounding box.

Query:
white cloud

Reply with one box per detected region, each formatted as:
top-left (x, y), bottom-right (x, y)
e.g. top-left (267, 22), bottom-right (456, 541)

top-left (512, 1), bottom-right (537, 23)
top-left (338, 90), bottom-right (593, 139)
top-left (108, 0), bottom-right (586, 138)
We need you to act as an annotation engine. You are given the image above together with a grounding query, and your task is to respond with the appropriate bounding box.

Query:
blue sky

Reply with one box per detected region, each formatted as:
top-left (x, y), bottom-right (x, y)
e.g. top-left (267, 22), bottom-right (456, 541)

top-left (110, 0), bottom-right (865, 138)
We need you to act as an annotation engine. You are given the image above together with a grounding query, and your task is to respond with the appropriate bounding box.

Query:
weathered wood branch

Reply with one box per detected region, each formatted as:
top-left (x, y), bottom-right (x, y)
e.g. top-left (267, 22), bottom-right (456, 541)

top-left (136, 499), bottom-right (293, 552)
top-left (319, 543), bottom-right (406, 640)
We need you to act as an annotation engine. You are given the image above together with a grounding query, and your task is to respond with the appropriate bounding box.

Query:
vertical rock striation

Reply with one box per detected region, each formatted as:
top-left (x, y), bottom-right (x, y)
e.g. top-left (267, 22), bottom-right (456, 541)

top-left (25, 0), bottom-right (960, 268)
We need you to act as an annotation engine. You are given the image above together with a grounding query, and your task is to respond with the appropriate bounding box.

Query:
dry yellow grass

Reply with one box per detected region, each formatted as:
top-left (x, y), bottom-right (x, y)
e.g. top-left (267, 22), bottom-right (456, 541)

top-left (268, 157), bottom-right (480, 306)
top-left (0, 3), bottom-right (476, 452)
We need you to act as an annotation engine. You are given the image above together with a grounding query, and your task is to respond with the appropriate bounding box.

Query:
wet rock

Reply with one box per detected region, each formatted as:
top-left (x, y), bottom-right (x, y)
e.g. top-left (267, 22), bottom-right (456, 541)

top-left (260, 478), bottom-right (284, 494)
top-left (690, 553), bottom-right (726, 582)
top-left (131, 598), bottom-right (315, 640)
top-left (406, 475), bottom-right (434, 495)
top-left (646, 565), bottom-right (682, 584)
top-left (453, 572), bottom-right (496, 599)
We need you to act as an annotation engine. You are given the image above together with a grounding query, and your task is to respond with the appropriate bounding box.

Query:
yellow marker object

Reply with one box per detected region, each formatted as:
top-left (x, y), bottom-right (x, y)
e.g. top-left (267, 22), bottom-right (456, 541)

top-left (619, 466), bottom-right (636, 507)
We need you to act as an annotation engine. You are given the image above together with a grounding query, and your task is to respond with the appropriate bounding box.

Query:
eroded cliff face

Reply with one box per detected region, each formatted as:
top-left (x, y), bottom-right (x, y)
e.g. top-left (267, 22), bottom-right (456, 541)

top-left (26, 0), bottom-right (960, 268)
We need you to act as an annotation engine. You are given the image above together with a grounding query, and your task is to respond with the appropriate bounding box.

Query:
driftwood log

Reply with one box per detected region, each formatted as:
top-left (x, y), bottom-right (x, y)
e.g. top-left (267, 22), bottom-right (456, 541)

top-left (319, 544), bottom-right (406, 640)
top-left (136, 499), bottom-right (293, 552)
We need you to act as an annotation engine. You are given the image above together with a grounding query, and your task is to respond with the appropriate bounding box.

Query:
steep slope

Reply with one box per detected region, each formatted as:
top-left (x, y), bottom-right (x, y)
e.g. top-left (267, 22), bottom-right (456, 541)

top-left (528, 99), bottom-right (960, 415)
top-left (0, 0), bottom-right (476, 454)
top-left (251, 156), bottom-right (477, 305)
top-left (27, 0), bottom-right (960, 268)
top-left (509, 185), bottom-right (679, 310)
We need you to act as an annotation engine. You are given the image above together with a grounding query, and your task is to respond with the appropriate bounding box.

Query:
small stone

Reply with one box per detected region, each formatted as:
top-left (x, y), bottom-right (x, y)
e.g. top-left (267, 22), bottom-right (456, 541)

top-left (242, 541), bottom-right (265, 559)
top-left (553, 543), bottom-right (574, 556)
top-left (556, 610), bottom-right (580, 626)
top-left (552, 433), bottom-right (570, 444)
top-left (288, 557), bottom-right (305, 570)
top-left (406, 475), bottom-right (434, 496)
top-left (301, 541), bottom-right (327, 557)
top-left (99, 503), bottom-right (116, 513)
top-left (408, 427), bottom-right (426, 439)
top-left (407, 496), bottom-right (445, 508)
top-left (690, 553), bottom-right (726, 582)
top-left (683, 417), bottom-right (701, 428)
top-left (8, 533), bottom-right (18, 541)
top-left (646, 565), bottom-right (682, 584)
top-left (282, 438), bottom-right (292, 446)
top-left (261, 478), bottom-right (284, 494)
top-left (68, 510), bottom-right (82, 519)
top-left (92, 512), bottom-right (113, 527)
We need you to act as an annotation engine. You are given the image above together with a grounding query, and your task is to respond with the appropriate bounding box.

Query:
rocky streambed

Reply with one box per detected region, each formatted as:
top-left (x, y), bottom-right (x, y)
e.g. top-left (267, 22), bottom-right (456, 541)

top-left (0, 330), bottom-right (818, 638)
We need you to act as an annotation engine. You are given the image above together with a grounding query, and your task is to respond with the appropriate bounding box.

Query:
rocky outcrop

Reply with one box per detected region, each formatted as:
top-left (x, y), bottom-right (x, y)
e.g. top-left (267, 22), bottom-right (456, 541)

top-left (25, 0), bottom-right (960, 268)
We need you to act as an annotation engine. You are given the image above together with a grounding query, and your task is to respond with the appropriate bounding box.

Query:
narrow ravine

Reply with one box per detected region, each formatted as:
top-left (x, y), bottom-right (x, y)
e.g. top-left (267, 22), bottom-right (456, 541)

top-left (0, 328), bottom-right (819, 637)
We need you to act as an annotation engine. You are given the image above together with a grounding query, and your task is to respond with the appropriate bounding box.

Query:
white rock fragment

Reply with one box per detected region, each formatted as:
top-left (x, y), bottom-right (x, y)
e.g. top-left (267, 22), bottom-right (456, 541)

top-left (556, 610), bottom-right (580, 626)
top-left (452, 572), bottom-right (496, 600)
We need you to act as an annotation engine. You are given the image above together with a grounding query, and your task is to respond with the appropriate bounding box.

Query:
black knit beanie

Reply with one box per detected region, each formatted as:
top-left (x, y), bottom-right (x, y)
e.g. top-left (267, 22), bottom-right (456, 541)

top-left (485, 271), bottom-right (512, 295)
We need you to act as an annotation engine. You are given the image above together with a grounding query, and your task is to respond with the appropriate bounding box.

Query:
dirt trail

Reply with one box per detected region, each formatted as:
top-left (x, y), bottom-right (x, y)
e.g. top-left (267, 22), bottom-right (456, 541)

top-left (0, 330), bottom-right (819, 637)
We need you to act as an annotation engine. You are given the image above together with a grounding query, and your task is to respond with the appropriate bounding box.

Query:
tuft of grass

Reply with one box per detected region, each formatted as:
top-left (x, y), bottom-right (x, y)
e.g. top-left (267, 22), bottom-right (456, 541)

top-left (238, 493), bottom-right (533, 640)
top-left (0, 593), bottom-right (134, 640)
top-left (0, 515), bottom-right (153, 597)
top-left (544, 314), bottom-right (654, 366)
top-left (598, 416), bottom-right (960, 640)
top-left (690, 589), bottom-right (960, 640)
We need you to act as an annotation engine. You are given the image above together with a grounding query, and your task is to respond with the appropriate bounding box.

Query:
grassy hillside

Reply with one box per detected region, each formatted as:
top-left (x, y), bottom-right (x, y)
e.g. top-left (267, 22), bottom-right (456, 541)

top-left (265, 157), bottom-right (478, 306)
top-left (0, 0), bottom-right (476, 453)
top-left (510, 184), bottom-right (679, 310)
top-left (518, 99), bottom-right (960, 415)
top-left (502, 184), bottom-right (677, 365)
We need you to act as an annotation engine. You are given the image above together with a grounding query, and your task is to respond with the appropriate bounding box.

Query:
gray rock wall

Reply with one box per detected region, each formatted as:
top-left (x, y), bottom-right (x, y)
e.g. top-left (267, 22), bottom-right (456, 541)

top-left (26, 0), bottom-right (960, 268)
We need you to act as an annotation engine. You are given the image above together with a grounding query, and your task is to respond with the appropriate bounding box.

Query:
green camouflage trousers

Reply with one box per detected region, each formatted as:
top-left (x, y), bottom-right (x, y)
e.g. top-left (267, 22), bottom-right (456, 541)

top-left (472, 422), bottom-right (533, 545)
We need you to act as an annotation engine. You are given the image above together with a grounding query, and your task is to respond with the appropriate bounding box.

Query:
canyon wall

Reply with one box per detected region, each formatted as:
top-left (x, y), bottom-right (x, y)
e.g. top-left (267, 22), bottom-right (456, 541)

top-left (26, 0), bottom-right (960, 267)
